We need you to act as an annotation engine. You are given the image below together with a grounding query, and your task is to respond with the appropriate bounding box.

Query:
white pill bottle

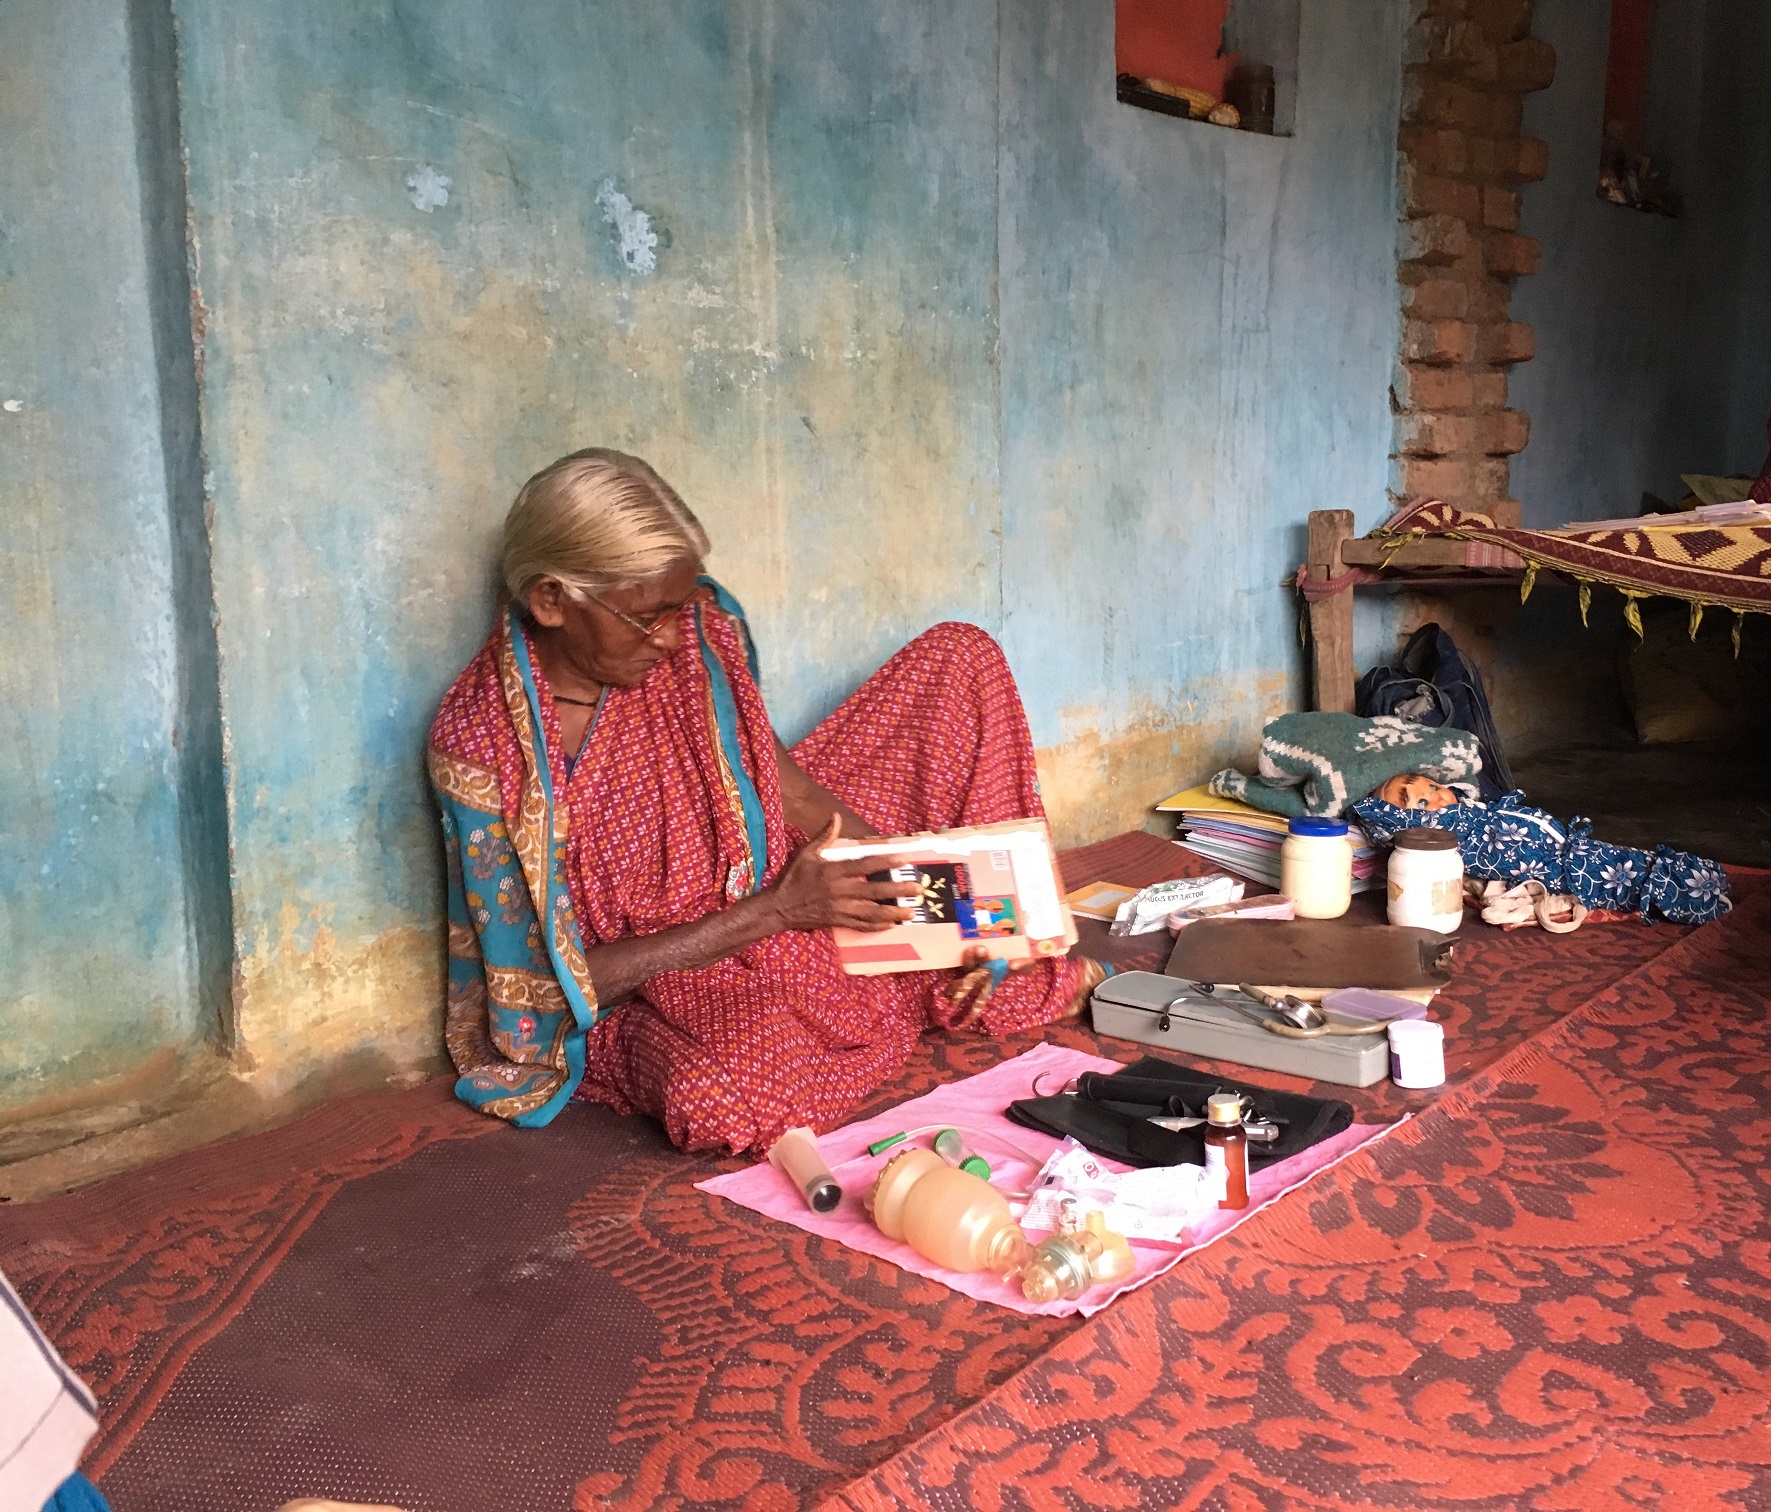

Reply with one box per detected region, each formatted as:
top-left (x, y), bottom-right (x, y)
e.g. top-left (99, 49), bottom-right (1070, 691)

top-left (1386, 827), bottom-right (1465, 933)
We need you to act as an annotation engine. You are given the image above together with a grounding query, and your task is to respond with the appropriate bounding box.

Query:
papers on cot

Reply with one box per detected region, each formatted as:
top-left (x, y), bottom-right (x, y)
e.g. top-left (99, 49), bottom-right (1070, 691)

top-left (1155, 785), bottom-right (1381, 893)
top-left (1544, 500), bottom-right (1771, 533)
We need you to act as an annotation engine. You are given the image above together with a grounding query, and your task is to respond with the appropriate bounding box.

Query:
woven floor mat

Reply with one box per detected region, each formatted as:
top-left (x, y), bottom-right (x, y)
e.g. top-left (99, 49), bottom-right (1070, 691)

top-left (0, 1080), bottom-right (497, 1483)
top-left (829, 886), bottom-right (1771, 1511)
top-left (0, 836), bottom-right (1752, 1510)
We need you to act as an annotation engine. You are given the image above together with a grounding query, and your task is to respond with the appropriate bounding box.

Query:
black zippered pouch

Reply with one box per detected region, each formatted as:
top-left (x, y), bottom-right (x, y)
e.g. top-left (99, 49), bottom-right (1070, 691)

top-left (1006, 1055), bottom-right (1355, 1168)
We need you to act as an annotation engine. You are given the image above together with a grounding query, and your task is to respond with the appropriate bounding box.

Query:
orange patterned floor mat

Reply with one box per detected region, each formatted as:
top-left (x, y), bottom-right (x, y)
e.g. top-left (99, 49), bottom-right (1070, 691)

top-left (0, 836), bottom-right (1759, 1510)
top-left (829, 886), bottom-right (1771, 1511)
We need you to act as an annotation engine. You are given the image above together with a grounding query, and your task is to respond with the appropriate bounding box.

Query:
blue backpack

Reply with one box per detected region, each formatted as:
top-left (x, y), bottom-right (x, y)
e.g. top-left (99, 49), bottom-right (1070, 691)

top-left (1355, 623), bottom-right (1514, 801)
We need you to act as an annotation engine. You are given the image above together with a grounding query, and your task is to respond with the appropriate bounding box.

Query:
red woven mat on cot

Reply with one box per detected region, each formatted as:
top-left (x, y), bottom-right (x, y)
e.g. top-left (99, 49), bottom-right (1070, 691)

top-left (1381, 496), bottom-right (1771, 616)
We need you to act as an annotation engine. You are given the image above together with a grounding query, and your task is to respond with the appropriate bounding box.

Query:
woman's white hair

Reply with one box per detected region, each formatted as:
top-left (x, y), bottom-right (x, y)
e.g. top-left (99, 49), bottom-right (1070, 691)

top-left (502, 448), bottom-right (710, 606)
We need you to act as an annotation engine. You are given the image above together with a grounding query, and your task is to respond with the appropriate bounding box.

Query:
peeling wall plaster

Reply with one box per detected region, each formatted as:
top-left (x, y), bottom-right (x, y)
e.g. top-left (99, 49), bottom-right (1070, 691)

top-left (596, 177), bottom-right (661, 275)
top-left (405, 164), bottom-right (452, 212)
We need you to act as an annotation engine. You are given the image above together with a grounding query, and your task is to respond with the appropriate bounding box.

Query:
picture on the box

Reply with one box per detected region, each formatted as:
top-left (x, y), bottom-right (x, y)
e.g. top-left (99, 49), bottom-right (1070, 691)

top-left (957, 895), bottom-right (1019, 939)
top-left (869, 862), bottom-right (971, 923)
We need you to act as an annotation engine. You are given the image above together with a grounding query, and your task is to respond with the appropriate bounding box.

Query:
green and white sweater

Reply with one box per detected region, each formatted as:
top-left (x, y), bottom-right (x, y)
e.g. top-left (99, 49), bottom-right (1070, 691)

top-left (1209, 712), bottom-right (1483, 819)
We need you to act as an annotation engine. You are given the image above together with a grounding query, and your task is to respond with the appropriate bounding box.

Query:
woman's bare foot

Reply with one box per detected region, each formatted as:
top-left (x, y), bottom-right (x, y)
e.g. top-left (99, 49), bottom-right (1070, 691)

top-left (1066, 956), bottom-right (1111, 1018)
top-left (942, 948), bottom-right (1109, 1027)
top-left (942, 946), bottom-right (1037, 1026)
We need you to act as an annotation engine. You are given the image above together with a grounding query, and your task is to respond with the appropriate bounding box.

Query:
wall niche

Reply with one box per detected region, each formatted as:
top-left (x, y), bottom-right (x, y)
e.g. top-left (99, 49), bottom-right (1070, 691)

top-left (1115, 0), bottom-right (1298, 137)
top-left (1598, 0), bottom-right (1685, 215)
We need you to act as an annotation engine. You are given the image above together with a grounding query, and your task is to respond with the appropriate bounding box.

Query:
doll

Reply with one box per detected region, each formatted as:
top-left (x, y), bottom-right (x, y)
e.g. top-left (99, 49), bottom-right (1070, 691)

top-left (1372, 772), bottom-right (1460, 811)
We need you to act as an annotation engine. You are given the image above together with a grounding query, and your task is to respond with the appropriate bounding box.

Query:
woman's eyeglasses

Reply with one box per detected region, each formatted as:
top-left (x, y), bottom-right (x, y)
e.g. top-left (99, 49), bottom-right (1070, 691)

top-left (585, 585), bottom-right (707, 639)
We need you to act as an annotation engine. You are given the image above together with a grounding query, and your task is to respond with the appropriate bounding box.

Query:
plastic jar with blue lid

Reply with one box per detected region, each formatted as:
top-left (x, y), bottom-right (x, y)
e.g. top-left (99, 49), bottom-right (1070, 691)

top-left (1280, 816), bottom-right (1354, 919)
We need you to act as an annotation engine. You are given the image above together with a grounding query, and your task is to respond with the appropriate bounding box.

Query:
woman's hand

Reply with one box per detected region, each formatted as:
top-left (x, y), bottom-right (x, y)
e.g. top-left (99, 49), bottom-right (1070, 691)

top-left (571, 817), bottom-right (904, 1006)
top-left (762, 815), bottom-right (914, 933)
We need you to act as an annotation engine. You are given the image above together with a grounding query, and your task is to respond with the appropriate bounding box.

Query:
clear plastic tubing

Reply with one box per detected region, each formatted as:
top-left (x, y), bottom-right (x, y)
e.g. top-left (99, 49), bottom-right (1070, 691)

top-left (933, 1127), bottom-right (992, 1180)
top-left (1280, 816), bottom-right (1354, 919)
top-left (867, 1123), bottom-right (1046, 1174)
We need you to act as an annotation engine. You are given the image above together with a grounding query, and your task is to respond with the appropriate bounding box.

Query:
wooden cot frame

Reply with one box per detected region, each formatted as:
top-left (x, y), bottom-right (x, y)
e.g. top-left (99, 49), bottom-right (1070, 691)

top-left (1303, 508), bottom-right (1526, 714)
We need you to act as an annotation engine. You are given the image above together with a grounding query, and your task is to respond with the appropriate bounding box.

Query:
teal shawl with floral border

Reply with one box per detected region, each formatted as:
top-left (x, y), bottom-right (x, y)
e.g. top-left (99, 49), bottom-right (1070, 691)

top-left (426, 580), bottom-right (762, 1126)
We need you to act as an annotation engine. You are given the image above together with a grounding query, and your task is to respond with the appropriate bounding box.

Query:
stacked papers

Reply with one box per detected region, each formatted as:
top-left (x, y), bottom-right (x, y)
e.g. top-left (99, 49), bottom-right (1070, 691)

top-left (1694, 499), bottom-right (1771, 524)
top-left (1549, 499), bottom-right (1771, 533)
top-left (1156, 785), bottom-right (1381, 893)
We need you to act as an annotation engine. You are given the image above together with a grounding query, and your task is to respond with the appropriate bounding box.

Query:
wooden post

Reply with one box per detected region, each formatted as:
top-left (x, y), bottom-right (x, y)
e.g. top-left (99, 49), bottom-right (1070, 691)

top-left (1307, 509), bottom-right (1356, 713)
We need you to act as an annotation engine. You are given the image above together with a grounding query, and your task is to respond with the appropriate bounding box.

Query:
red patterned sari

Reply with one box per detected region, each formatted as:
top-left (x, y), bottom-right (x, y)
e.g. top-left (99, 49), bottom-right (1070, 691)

top-left (428, 584), bottom-right (1084, 1153)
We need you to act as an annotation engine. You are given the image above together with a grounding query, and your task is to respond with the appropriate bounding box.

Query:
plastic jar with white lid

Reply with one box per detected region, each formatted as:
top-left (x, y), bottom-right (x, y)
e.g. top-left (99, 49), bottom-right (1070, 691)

top-left (1386, 827), bottom-right (1465, 933)
top-left (1388, 1018), bottom-right (1446, 1087)
top-left (1280, 817), bottom-right (1354, 919)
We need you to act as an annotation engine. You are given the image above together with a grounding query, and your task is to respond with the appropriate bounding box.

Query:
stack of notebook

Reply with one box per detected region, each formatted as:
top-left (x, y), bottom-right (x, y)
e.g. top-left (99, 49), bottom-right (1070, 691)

top-left (1156, 785), bottom-right (1382, 893)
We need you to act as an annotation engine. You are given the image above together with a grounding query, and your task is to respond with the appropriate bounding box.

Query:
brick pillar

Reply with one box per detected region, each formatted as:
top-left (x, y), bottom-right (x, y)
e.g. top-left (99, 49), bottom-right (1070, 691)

top-left (1394, 0), bottom-right (1555, 527)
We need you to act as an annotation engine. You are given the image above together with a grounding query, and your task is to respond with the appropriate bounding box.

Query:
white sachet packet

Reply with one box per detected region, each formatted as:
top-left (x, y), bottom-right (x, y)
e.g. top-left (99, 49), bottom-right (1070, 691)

top-left (1109, 874), bottom-right (1245, 936)
top-left (1020, 1137), bottom-right (1218, 1243)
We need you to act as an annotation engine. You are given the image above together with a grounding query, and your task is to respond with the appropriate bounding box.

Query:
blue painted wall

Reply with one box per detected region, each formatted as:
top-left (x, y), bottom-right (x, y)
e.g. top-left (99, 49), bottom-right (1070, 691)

top-left (1511, 0), bottom-right (1771, 523)
top-left (1, 0), bottom-right (1408, 1102)
top-left (0, 0), bottom-right (228, 1109)
top-left (998, 1), bottom-right (1406, 820)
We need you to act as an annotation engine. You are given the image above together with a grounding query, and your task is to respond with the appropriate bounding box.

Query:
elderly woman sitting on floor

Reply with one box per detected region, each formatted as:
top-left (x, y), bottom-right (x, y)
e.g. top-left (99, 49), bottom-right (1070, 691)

top-left (429, 449), bottom-right (1102, 1153)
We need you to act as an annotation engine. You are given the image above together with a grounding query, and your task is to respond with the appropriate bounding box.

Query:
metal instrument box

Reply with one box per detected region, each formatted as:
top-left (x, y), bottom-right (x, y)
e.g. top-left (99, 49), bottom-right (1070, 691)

top-left (1090, 972), bottom-right (1392, 1088)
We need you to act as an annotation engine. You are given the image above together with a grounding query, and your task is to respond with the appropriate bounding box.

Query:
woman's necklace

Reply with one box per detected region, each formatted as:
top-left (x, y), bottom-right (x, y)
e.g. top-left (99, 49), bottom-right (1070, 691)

top-left (553, 690), bottom-right (602, 708)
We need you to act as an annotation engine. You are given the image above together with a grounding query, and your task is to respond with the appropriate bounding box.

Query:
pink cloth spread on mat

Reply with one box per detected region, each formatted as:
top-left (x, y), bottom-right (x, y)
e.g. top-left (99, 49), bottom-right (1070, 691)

top-left (697, 1043), bottom-right (1395, 1317)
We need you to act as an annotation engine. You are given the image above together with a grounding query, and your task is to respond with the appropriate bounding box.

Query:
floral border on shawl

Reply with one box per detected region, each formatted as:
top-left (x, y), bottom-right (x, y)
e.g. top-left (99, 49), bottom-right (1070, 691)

top-left (694, 577), bottom-right (769, 899)
top-left (696, 646), bottom-right (757, 900)
top-left (498, 624), bottom-right (563, 911)
top-left (426, 606), bottom-right (605, 1127)
top-left (430, 586), bottom-right (767, 1127)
